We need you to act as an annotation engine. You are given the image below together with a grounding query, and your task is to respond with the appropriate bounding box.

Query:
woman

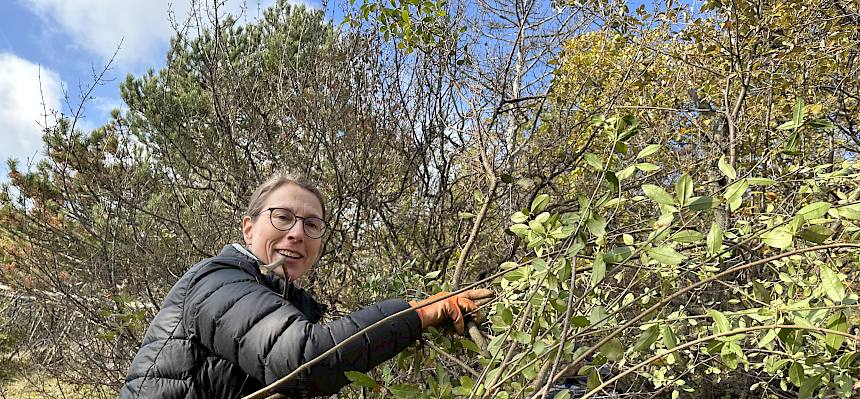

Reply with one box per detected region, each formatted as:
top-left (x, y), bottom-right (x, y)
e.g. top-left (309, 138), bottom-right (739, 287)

top-left (120, 172), bottom-right (493, 398)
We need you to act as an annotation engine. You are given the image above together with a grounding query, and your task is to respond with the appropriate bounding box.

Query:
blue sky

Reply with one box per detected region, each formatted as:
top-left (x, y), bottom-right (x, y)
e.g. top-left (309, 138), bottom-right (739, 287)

top-left (0, 0), bottom-right (667, 181)
top-left (0, 0), bottom-right (331, 179)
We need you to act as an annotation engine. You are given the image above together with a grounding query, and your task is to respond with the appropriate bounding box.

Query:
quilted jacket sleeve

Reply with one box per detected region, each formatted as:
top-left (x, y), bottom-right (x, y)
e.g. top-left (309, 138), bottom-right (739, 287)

top-left (182, 263), bottom-right (422, 396)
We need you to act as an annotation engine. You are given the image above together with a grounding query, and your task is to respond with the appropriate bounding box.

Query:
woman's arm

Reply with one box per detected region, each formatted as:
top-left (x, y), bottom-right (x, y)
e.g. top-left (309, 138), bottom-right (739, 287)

top-left (182, 264), bottom-right (421, 396)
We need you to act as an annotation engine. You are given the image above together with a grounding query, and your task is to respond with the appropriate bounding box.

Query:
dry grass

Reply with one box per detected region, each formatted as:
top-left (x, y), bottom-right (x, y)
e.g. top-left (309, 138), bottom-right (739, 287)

top-left (0, 374), bottom-right (113, 399)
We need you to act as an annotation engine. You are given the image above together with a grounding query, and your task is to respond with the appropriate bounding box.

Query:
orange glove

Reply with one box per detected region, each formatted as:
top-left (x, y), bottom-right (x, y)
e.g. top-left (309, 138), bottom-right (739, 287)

top-left (409, 289), bottom-right (494, 335)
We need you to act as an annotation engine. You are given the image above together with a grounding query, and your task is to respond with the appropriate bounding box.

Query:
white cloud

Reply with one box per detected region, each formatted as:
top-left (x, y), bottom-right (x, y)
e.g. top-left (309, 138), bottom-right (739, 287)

top-left (21, 0), bottom-right (280, 67)
top-left (0, 53), bottom-right (63, 174)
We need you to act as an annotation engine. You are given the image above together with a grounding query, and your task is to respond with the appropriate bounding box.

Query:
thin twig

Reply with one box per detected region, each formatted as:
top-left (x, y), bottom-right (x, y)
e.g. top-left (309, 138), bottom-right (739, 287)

top-left (425, 340), bottom-right (481, 378)
top-left (581, 324), bottom-right (860, 399)
top-left (530, 242), bottom-right (860, 399)
top-left (242, 265), bottom-right (516, 399)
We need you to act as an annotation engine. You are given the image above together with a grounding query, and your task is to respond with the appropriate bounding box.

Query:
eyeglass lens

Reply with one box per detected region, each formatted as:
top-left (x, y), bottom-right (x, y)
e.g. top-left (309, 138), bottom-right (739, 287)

top-left (269, 208), bottom-right (325, 238)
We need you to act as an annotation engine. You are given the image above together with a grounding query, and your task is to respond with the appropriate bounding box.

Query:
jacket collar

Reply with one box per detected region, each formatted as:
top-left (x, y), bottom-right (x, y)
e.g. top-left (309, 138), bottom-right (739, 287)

top-left (217, 244), bottom-right (327, 323)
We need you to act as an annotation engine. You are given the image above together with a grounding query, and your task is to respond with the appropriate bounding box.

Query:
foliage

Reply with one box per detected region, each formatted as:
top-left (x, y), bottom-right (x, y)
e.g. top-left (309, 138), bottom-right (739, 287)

top-left (2, 0), bottom-right (860, 398)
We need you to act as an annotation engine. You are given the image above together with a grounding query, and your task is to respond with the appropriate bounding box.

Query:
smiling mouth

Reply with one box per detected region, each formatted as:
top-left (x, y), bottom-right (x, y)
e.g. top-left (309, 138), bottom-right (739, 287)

top-left (277, 249), bottom-right (304, 260)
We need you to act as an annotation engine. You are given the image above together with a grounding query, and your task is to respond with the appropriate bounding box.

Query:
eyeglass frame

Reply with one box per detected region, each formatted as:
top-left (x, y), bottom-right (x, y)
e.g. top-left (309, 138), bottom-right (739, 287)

top-left (263, 207), bottom-right (327, 239)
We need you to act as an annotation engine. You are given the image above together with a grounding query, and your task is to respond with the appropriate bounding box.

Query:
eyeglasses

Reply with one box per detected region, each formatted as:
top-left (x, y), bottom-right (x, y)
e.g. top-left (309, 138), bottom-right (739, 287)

top-left (265, 208), bottom-right (327, 239)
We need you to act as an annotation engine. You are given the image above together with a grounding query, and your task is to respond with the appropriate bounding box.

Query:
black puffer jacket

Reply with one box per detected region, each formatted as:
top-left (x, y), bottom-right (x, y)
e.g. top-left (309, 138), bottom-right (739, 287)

top-left (120, 244), bottom-right (422, 398)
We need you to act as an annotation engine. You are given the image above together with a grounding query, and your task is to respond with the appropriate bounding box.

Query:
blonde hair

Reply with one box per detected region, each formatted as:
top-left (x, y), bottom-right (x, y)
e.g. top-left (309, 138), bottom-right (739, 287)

top-left (245, 171), bottom-right (326, 219)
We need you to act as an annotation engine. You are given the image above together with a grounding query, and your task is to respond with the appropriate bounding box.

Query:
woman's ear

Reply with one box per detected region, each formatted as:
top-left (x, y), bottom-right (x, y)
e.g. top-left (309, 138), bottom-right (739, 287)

top-left (241, 215), bottom-right (254, 245)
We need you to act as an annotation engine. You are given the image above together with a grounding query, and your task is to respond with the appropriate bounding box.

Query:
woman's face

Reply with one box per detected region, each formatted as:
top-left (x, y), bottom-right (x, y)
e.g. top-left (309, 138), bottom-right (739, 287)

top-left (242, 183), bottom-right (324, 281)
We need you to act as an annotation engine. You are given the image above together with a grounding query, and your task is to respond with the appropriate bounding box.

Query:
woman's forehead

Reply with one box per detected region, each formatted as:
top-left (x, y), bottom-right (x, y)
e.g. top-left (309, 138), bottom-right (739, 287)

top-left (266, 184), bottom-right (324, 216)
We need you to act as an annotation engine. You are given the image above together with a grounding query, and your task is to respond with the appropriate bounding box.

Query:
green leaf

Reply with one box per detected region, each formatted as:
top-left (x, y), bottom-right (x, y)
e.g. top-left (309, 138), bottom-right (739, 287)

top-left (719, 341), bottom-right (742, 369)
top-left (531, 194), bottom-right (550, 213)
top-left (808, 118), bottom-right (834, 129)
top-left (776, 120), bottom-right (797, 131)
top-left (642, 184), bottom-right (675, 206)
top-left (838, 352), bottom-right (858, 369)
top-left (752, 281), bottom-right (772, 303)
top-left (767, 358), bottom-right (790, 373)
top-left (499, 306), bottom-right (513, 326)
top-left (675, 174), bottom-right (693, 205)
top-left (670, 230), bottom-right (703, 243)
top-left (839, 204), bottom-right (860, 220)
top-left (600, 338), bottom-right (624, 362)
top-left (637, 144), bottom-right (661, 159)
top-left (589, 305), bottom-right (609, 327)
top-left (783, 131), bottom-right (801, 155)
top-left (529, 220), bottom-right (546, 235)
top-left (761, 227), bottom-right (793, 249)
top-left (796, 202), bottom-right (831, 220)
top-left (616, 165), bottom-right (636, 181)
top-left (509, 223), bottom-right (529, 236)
top-left (792, 98), bottom-right (806, 127)
top-left (718, 155), bottom-right (736, 180)
top-left (635, 162), bottom-right (660, 172)
top-left (619, 117), bottom-right (639, 141)
top-left (632, 324), bottom-right (660, 352)
top-left (825, 313), bottom-right (848, 353)
top-left (662, 325), bottom-right (680, 364)
top-left (821, 266), bottom-right (846, 302)
top-left (591, 252), bottom-right (606, 287)
top-left (552, 390), bottom-right (571, 399)
top-left (757, 328), bottom-right (779, 348)
top-left (688, 196), bottom-right (719, 211)
top-left (458, 338), bottom-right (483, 354)
top-left (535, 212), bottom-right (550, 224)
top-left (571, 316), bottom-right (590, 327)
top-left (510, 211), bottom-right (528, 223)
top-left (747, 177), bottom-right (776, 186)
top-left (345, 371), bottom-right (379, 388)
top-left (550, 227), bottom-right (573, 239)
top-left (789, 362), bottom-right (804, 387)
top-left (662, 325), bottom-right (679, 349)
top-left (586, 214), bottom-right (607, 238)
top-left (473, 189), bottom-right (486, 204)
top-left (623, 233), bottom-right (634, 245)
top-left (511, 331), bottom-right (530, 344)
top-left (605, 171), bottom-right (619, 193)
top-left (389, 384), bottom-right (421, 397)
top-left (604, 246), bottom-right (634, 263)
top-left (503, 267), bottom-right (528, 281)
top-left (708, 309), bottom-right (730, 334)
top-left (586, 369), bottom-right (602, 392)
top-left (458, 211), bottom-right (475, 219)
top-left (797, 225), bottom-right (834, 243)
top-left (723, 179), bottom-right (748, 212)
top-left (654, 213), bottom-right (674, 230)
top-left (458, 376), bottom-right (475, 391)
top-left (798, 373), bottom-right (822, 399)
top-left (424, 270), bottom-right (441, 279)
top-left (647, 246), bottom-right (686, 265)
top-left (836, 373), bottom-right (852, 398)
top-left (707, 222), bottom-right (723, 255)
top-left (584, 153), bottom-right (603, 170)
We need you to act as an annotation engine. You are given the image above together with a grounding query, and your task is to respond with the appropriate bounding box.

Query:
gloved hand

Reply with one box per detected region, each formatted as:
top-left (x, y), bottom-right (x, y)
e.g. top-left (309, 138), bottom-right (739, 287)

top-left (409, 289), bottom-right (494, 335)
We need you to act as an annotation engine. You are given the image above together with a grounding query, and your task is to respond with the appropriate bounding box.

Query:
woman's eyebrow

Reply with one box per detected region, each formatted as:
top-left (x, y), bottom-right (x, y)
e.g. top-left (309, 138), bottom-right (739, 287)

top-left (273, 206), bottom-right (322, 219)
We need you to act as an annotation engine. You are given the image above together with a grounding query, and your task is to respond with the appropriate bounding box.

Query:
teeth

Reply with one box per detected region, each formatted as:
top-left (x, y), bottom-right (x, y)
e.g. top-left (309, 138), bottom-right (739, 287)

top-left (278, 249), bottom-right (302, 258)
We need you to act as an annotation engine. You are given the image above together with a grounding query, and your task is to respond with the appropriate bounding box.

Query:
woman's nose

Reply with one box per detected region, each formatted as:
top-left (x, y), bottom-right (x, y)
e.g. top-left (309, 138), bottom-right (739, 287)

top-left (285, 220), bottom-right (305, 240)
